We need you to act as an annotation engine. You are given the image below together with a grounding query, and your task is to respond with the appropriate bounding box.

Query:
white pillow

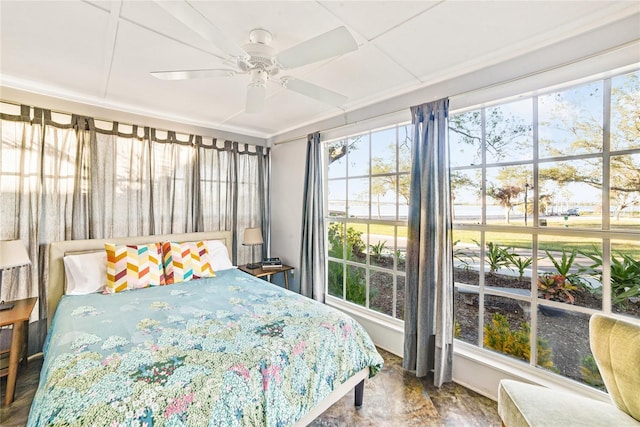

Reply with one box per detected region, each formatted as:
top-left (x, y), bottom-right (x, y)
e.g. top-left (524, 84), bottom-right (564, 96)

top-left (206, 240), bottom-right (234, 271)
top-left (63, 251), bottom-right (107, 295)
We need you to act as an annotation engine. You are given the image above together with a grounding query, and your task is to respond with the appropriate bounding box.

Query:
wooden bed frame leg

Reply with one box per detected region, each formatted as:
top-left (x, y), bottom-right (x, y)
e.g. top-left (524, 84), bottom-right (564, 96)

top-left (354, 379), bottom-right (364, 409)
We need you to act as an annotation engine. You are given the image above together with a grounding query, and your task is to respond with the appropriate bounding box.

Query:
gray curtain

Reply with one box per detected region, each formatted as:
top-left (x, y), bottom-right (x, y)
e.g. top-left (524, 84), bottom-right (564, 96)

top-left (299, 132), bottom-right (326, 301)
top-left (403, 98), bottom-right (454, 386)
top-left (0, 104), bottom-right (270, 353)
top-left (198, 140), bottom-right (270, 265)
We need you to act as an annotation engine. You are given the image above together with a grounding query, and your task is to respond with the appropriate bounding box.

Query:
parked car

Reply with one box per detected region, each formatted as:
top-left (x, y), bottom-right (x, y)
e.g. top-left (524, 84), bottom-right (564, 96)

top-left (565, 208), bottom-right (580, 216)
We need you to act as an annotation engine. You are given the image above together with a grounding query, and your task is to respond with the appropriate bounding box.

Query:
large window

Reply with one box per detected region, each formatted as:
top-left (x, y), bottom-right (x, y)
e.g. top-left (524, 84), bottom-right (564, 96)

top-left (324, 124), bottom-right (411, 320)
top-left (451, 69), bottom-right (640, 390)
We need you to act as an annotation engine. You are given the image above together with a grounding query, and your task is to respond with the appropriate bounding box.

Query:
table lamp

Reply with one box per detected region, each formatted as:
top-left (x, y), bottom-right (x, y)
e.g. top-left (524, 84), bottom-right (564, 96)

top-left (242, 227), bottom-right (263, 269)
top-left (0, 240), bottom-right (31, 311)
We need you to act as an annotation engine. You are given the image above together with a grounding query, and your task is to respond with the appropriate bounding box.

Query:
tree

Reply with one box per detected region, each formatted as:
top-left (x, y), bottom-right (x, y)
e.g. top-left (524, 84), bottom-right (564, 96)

top-left (487, 185), bottom-right (523, 223)
top-left (449, 107), bottom-right (531, 163)
top-left (370, 129), bottom-right (412, 208)
top-left (327, 135), bottom-right (365, 165)
top-left (539, 72), bottom-right (640, 219)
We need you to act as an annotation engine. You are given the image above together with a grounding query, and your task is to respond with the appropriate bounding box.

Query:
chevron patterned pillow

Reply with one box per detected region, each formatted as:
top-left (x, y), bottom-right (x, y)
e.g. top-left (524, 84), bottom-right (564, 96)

top-left (104, 243), bottom-right (166, 293)
top-left (162, 241), bottom-right (215, 285)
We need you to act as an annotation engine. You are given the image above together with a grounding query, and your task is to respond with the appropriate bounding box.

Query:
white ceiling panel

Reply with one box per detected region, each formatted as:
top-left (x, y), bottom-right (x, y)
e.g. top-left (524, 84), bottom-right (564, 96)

top-left (118, 1), bottom-right (227, 59)
top-left (107, 20), bottom-right (248, 123)
top-left (374, 1), bottom-right (635, 82)
top-left (319, 1), bottom-right (439, 41)
top-left (300, 44), bottom-right (418, 109)
top-left (0, 1), bottom-right (110, 96)
top-left (1, 1), bottom-right (638, 140)
top-left (192, 1), bottom-right (345, 57)
top-left (224, 87), bottom-right (337, 135)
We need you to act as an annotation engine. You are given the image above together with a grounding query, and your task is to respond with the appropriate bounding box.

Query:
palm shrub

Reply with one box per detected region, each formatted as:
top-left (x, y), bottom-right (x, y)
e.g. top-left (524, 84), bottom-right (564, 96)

top-left (483, 313), bottom-right (554, 369)
top-left (581, 246), bottom-right (640, 305)
top-left (370, 240), bottom-right (387, 262)
top-left (508, 252), bottom-right (533, 280)
top-left (544, 248), bottom-right (587, 290)
top-left (486, 242), bottom-right (512, 273)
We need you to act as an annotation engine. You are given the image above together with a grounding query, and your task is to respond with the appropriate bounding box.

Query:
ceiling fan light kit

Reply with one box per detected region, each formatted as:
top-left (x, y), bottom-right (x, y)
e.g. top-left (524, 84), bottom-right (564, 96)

top-left (151, 0), bottom-right (359, 113)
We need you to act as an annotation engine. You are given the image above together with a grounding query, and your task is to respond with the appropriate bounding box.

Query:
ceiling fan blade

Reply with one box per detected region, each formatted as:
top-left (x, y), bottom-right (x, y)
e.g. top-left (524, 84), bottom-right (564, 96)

top-left (153, 0), bottom-right (248, 60)
top-left (150, 69), bottom-right (238, 80)
top-left (281, 77), bottom-right (347, 106)
top-left (246, 84), bottom-right (266, 113)
top-left (275, 26), bottom-right (358, 69)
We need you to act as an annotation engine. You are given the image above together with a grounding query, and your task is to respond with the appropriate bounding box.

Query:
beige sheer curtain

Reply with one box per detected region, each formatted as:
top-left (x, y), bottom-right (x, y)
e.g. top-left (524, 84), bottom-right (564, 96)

top-left (198, 140), bottom-right (270, 265)
top-left (0, 104), bottom-right (270, 353)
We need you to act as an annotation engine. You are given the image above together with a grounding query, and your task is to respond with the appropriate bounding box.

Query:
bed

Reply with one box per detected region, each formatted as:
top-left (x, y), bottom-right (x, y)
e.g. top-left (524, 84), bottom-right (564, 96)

top-left (28, 231), bottom-right (383, 426)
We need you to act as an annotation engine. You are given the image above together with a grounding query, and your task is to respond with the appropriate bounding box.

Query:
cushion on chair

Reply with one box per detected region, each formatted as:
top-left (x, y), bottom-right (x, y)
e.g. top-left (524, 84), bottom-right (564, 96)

top-left (590, 314), bottom-right (640, 422)
top-left (498, 379), bottom-right (639, 427)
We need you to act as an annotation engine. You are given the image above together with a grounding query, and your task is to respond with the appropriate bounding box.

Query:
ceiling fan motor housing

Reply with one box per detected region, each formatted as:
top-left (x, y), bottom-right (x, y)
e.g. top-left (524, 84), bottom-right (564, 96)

top-left (238, 29), bottom-right (279, 77)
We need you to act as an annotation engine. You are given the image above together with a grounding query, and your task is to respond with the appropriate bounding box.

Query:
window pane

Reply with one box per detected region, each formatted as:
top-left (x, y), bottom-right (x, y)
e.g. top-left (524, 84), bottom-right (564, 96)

top-left (347, 134), bottom-right (369, 177)
top-left (371, 176), bottom-right (398, 220)
top-left (327, 179), bottom-right (346, 218)
top-left (483, 295), bottom-right (531, 362)
top-left (452, 169), bottom-right (482, 224)
top-left (398, 125), bottom-right (412, 173)
top-left (611, 70), bottom-right (640, 152)
top-left (539, 81), bottom-right (603, 158)
top-left (484, 233), bottom-right (533, 288)
top-left (327, 221), bottom-right (345, 259)
top-left (485, 99), bottom-right (533, 163)
top-left (453, 230), bottom-right (481, 285)
top-left (347, 222), bottom-right (366, 265)
top-left (539, 159), bottom-right (602, 229)
top-left (450, 109), bottom-right (482, 167)
top-left (347, 177), bottom-right (369, 219)
top-left (537, 236), bottom-right (601, 311)
top-left (537, 309), bottom-right (595, 388)
top-left (371, 127), bottom-right (396, 172)
top-left (327, 260), bottom-right (343, 298)
top-left (486, 165), bottom-right (533, 226)
top-left (454, 287), bottom-right (479, 346)
top-left (346, 265), bottom-right (366, 307)
top-left (327, 139), bottom-right (347, 178)
top-left (368, 224), bottom-right (394, 268)
top-left (370, 270), bottom-right (393, 317)
top-left (610, 153), bottom-right (640, 230)
top-left (611, 239), bottom-right (640, 319)
top-left (484, 232), bottom-right (532, 291)
top-left (397, 225), bottom-right (407, 273)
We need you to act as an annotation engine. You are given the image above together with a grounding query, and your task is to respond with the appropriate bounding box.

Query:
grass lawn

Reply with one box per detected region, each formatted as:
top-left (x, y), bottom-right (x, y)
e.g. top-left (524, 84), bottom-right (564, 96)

top-left (334, 217), bottom-right (639, 256)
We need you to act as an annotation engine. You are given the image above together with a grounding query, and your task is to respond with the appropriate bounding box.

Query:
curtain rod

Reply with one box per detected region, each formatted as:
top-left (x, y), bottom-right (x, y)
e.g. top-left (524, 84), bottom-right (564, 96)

top-left (0, 98), bottom-right (239, 144)
top-left (271, 41), bottom-right (639, 147)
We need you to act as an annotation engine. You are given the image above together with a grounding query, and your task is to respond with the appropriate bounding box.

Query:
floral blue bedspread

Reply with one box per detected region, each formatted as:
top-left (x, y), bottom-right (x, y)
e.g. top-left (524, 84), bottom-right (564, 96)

top-left (28, 269), bottom-right (383, 427)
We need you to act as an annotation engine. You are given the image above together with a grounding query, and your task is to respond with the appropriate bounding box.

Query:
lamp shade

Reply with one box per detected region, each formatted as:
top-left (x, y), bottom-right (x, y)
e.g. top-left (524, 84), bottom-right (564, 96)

top-left (0, 240), bottom-right (31, 270)
top-left (242, 228), bottom-right (263, 246)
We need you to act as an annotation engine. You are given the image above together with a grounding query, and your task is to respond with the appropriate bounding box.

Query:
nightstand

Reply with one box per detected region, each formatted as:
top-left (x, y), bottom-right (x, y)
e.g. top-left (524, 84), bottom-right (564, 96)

top-left (0, 297), bottom-right (37, 406)
top-left (238, 264), bottom-right (294, 290)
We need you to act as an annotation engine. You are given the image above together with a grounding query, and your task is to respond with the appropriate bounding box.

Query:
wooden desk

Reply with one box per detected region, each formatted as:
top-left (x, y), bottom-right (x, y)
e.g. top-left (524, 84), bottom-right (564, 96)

top-left (0, 297), bottom-right (37, 406)
top-left (238, 264), bottom-right (294, 290)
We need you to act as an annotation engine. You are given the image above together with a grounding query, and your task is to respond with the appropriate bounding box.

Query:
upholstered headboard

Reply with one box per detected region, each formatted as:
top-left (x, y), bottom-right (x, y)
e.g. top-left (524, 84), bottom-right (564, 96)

top-left (47, 231), bottom-right (233, 328)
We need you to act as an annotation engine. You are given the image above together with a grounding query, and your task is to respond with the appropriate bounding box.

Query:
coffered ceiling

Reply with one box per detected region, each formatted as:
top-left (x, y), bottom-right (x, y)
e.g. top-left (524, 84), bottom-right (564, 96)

top-left (1, 1), bottom-right (638, 140)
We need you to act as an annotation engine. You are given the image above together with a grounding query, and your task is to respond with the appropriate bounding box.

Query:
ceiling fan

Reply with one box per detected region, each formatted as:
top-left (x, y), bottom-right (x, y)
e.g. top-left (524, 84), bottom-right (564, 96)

top-left (150, 1), bottom-right (358, 113)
